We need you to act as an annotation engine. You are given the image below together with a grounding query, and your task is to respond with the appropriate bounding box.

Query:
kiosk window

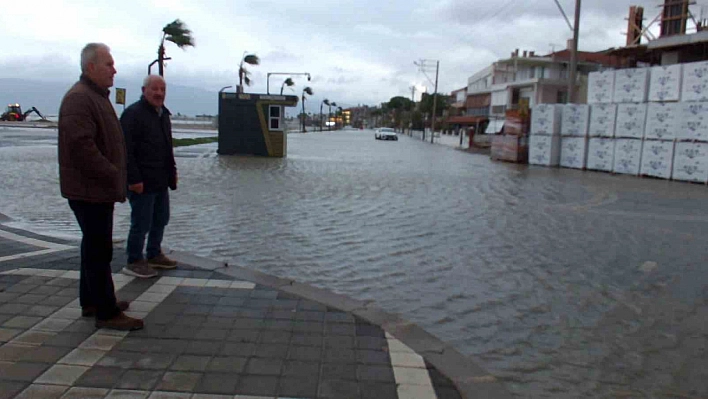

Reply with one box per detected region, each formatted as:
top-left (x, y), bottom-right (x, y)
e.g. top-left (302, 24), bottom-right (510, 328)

top-left (269, 105), bottom-right (282, 130)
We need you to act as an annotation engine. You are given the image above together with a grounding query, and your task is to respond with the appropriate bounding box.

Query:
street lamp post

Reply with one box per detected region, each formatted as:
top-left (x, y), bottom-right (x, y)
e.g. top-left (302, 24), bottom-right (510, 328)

top-left (267, 72), bottom-right (311, 95)
top-left (302, 98), bottom-right (307, 133)
top-left (219, 86), bottom-right (232, 93)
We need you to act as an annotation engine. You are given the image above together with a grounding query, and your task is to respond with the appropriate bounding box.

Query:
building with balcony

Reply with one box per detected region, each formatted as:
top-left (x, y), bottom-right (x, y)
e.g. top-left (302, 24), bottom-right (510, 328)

top-left (465, 44), bottom-right (625, 133)
top-left (449, 87), bottom-right (467, 118)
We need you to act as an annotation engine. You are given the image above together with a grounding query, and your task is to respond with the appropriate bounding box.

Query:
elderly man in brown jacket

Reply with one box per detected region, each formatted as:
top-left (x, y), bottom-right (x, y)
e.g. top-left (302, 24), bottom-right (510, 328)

top-left (58, 43), bottom-right (143, 331)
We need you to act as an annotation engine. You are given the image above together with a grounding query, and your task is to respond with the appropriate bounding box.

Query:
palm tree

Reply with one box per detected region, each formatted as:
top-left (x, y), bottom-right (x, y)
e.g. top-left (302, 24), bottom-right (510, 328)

top-left (158, 19), bottom-right (195, 77)
top-left (320, 99), bottom-right (330, 132)
top-left (329, 102), bottom-right (337, 131)
top-left (238, 53), bottom-right (260, 93)
top-left (301, 87), bottom-right (313, 132)
top-left (280, 78), bottom-right (295, 95)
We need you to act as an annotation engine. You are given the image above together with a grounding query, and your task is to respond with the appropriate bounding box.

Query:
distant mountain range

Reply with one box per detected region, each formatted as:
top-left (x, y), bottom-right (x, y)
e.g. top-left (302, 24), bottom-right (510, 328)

top-left (0, 78), bottom-right (220, 117)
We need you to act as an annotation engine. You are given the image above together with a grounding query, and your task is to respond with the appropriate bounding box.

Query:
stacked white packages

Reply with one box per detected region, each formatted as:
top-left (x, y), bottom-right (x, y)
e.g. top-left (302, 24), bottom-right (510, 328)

top-left (678, 102), bottom-right (708, 141)
top-left (649, 65), bottom-right (682, 102)
top-left (640, 140), bottom-right (675, 179)
top-left (530, 104), bottom-right (562, 135)
top-left (614, 68), bottom-right (650, 103)
top-left (560, 137), bottom-right (588, 169)
top-left (588, 104), bottom-right (617, 137)
top-left (615, 103), bottom-right (648, 139)
top-left (645, 102), bottom-right (680, 140)
top-left (587, 70), bottom-right (615, 104)
top-left (529, 104), bottom-right (562, 166)
top-left (561, 104), bottom-right (590, 137)
top-left (681, 61), bottom-right (708, 102)
top-left (587, 138), bottom-right (615, 172)
top-left (613, 139), bottom-right (643, 175)
top-left (529, 135), bottom-right (561, 166)
top-left (672, 142), bottom-right (708, 182)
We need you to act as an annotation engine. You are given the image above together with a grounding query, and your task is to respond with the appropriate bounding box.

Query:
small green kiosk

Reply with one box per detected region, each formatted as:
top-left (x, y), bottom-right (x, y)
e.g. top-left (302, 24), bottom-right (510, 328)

top-left (218, 93), bottom-right (299, 157)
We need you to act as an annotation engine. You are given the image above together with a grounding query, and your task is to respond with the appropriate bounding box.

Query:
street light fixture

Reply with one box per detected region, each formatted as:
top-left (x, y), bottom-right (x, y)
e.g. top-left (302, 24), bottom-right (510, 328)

top-left (267, 72), bottom-right (311, 94)
top-left (219, 86), bottom-right (232, 93)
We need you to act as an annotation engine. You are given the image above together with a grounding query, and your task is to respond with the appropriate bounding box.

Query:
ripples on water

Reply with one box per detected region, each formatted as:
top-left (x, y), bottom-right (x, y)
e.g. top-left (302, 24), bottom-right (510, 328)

top-left (1, 128), bottom-right (708, 397)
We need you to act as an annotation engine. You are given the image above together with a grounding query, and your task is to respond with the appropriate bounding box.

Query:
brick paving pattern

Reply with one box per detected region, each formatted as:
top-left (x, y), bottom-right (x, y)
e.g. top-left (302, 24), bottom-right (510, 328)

top-left (0, 226), bottom-right (478, 399)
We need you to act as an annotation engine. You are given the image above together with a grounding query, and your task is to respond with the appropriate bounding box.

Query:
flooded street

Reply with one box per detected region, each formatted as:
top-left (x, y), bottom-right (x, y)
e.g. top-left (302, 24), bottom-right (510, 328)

top-left (1, 126), bottom-right (707, 398)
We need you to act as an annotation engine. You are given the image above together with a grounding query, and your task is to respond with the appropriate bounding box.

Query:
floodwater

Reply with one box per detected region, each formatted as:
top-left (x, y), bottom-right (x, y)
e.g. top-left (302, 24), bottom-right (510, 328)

top-left (1, 126), bottom-right (707, 398)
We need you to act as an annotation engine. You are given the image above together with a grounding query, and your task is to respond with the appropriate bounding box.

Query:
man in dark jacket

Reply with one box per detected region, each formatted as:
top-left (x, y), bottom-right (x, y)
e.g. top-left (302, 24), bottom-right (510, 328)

top-left (58, 43), bottom-right (142, 331)
top-left (121, 75), bottom-right (178, 278)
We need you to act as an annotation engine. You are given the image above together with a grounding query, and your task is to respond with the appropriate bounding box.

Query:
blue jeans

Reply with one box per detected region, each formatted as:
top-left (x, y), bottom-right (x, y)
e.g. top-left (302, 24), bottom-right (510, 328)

top-left (126, 189), bottom-right (170, 264)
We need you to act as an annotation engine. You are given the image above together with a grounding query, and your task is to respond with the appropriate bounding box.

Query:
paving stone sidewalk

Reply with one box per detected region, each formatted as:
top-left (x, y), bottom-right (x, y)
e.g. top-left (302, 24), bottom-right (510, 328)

top-left (0, 225), bottom-right (511, 399)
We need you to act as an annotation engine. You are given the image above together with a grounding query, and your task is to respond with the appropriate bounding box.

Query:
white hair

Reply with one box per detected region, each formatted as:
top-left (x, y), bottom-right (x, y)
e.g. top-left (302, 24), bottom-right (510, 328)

top-left (143, 75), bottom-right (166, 88)
top-left (80, 43), bottom-right (110, 73)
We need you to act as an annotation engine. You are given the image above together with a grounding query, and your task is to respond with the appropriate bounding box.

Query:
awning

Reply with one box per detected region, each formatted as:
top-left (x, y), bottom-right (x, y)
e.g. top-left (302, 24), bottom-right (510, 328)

top-left (446, 116), bottom-right (489, 125)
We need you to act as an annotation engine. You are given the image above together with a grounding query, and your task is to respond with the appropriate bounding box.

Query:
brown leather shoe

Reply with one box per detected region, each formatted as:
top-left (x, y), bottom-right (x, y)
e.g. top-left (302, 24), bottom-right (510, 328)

top-left (82, 301), bottom-right (130, 317)
top-left (122, 259), bottom-right (158, 278)
top-left (147, 253), bottom-right (178, 269)
top-left (95, 312), bottom-right (144, 331)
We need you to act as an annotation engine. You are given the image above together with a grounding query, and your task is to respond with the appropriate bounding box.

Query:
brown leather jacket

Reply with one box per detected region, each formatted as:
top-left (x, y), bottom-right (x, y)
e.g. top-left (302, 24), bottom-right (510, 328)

top-left (58, 76), bottom-right (127, 203)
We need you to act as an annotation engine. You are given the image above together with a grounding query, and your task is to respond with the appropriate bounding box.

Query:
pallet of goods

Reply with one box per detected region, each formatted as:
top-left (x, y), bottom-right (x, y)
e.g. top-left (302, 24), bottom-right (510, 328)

top-left (681, 61), bottom-right (708, 102)
top-left (640, 140), bottom-right (675, 179)
top-left (613, 139), bottom-right (643, 175)
top-left (529, 135), bottom-right (561, 166)
top-left (649, 65), bottom-right (682, 102)
top-left (615, 103), bottom-right (647, 139)
top-left (672, 142), bottom-right (708, 183)
top-left (588, 70), bottom-right (615, 104)
top-left (560, 137), bottom-right (588, 170)
top-left (614, 68), bottom-right (650, 103)
top-left (561, 104), bottom-right (590, 137)
top-left (645, 102), bottom-right (679, 140)
top-left (587, 138), bottom-right (615, 172)
top-left (588, 103), bottom-right (617, 137)
top-left (491, 135), bottom-right (529, 163)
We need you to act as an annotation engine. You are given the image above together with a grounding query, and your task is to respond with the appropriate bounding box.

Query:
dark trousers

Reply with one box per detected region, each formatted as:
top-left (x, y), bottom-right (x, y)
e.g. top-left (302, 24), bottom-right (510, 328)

top-left (126, 189), bottom-right (170, 264)
top-left (68, 200), bottom-right (120, 320)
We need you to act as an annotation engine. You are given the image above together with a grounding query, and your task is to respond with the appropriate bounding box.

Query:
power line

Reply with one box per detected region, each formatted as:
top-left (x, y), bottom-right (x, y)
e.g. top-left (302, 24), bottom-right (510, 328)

top-left (486, 0), bottom-right (517, 21)
top-left (474, 0), bottom-right (515, 22)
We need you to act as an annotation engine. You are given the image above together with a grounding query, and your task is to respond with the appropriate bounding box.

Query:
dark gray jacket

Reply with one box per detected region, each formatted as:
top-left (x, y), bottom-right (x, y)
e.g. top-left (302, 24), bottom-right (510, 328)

top-left (120, 96), bottom-right (177, 193)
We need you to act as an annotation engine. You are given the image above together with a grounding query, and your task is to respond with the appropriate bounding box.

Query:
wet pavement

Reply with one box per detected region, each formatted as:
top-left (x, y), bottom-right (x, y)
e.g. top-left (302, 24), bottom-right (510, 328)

top-left (1, 125), bottom-right (708, 397)
top-left (0, 225), bottom-right (492, 398)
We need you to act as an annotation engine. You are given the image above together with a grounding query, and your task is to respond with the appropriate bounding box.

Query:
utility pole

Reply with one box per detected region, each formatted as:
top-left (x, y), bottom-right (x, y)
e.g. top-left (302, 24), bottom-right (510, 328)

top-left (568, 0), bottom-right (581, 104)
top-left (409, 86), bottom-right (416, 136)
top-left (430, 61), bottom-right (439, 144)
top-left (414, 59), bottom-right (440, 143)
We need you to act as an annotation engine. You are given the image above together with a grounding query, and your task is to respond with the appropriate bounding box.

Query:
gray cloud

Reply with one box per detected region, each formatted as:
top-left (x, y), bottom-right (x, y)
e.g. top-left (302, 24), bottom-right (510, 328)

top-left (0, 0), bottom-right (696, 116)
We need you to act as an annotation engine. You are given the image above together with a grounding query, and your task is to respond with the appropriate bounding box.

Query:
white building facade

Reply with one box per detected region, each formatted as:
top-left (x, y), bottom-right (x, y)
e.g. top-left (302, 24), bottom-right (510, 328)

top-left (466, 48), bottom-right (614, 133)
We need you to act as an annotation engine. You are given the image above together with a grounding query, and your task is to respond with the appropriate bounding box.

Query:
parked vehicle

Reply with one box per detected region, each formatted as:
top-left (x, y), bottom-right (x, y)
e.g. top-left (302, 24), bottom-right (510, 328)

top-left (375, 127), bottom-right (398, 141)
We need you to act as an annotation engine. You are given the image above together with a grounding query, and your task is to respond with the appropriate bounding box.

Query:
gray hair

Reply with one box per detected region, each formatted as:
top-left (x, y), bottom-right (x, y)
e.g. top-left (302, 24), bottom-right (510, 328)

top-left (142, 75), bottom-right (166, 88)
top-left (80, 43), bottom-right (110, 72)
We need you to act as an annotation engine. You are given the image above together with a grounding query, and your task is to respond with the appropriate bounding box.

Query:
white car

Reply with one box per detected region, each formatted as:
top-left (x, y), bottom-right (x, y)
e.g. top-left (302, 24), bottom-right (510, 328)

top-left (375, 127), bottom-right (398, 141)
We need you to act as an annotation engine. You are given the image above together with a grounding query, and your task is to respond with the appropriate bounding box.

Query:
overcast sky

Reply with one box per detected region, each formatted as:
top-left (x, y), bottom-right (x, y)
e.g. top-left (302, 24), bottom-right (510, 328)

top-left (1, 0), bottom-right (705, 114)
